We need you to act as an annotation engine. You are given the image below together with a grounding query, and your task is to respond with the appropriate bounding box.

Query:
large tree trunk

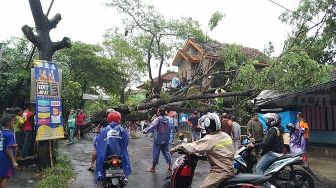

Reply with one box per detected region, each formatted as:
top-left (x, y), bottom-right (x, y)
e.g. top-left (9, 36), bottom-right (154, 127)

top-left (136, 89), bottom-right (255, 111)
top-left (22, 0), bottom-right (71, 61)
top-left (22, 0), bottom-right (71, 168)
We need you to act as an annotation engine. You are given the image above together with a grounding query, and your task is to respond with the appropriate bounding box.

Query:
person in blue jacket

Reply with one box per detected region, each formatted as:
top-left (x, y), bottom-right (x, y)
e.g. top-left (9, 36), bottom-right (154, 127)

top-left (143, 107), bottom-right (172, 172)
top-left (95, 111), bottom-right (131, 180)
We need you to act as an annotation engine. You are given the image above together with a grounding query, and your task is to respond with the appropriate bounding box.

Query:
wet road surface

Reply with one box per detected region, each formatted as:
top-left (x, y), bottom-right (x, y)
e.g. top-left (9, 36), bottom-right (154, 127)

top-left (10, 131), bottom-right (335, 188)
top-left (62, 132), bottom-right (208, 188)
top-left (61, 132), bottom-right (336, 188)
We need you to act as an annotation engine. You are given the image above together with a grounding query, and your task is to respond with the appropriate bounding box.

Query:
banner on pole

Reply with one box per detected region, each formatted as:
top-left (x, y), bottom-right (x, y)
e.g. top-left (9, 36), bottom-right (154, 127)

top-left (34, 60), bottom-right (64, 141)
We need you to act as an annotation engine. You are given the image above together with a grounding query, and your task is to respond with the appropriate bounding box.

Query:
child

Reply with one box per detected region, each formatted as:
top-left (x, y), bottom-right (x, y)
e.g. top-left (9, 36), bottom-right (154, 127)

top-left (0, 115), bottom-right (18, 188)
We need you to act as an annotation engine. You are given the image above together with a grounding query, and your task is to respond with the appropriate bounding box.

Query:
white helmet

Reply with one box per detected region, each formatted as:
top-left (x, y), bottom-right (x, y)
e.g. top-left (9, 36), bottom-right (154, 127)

top-left (199, 112), bottom-right (221, 131)
top-left (106, 108), bottom-right (115, 115)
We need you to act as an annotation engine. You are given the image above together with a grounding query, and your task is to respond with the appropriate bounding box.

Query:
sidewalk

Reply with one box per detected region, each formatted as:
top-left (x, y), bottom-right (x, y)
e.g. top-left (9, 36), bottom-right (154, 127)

top-left (307, 145), bottom-right (336, 187)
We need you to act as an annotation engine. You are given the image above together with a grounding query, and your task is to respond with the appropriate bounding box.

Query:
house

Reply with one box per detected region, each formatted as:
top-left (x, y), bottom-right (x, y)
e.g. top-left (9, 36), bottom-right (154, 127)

top-left (171, 38), bottom-right (269, 86)
top-left (253, 80), bottom-right (336, 145)
top-left (137, 71), bottom-right (178, 91)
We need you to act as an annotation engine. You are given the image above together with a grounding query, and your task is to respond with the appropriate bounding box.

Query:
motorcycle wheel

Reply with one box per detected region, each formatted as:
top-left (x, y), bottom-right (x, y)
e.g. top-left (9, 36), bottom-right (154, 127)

top-left (162, 180), bottom-right (171, 188)
top-left (272, 169), bottom-right (314, 188)
top-left (102, 179), bottom-right (122, 188)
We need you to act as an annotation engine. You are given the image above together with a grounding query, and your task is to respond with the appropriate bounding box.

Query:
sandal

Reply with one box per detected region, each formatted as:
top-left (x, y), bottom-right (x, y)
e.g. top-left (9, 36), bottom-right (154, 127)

top-left (87, 166), bottom-right (95, 172)
top-left (146, 167), bottom-right (155, 172)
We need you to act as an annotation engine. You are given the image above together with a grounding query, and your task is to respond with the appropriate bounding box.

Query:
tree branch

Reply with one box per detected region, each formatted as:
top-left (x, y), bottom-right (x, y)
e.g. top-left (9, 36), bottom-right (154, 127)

top-left (137, 89), bottom-right (255, 110)
top-left (156, 35), bottom-right (164, 92)
top-left (52, 37), bottom-right (71, 52)
top-left (147, 36), bottom-right (155, 85)
top-left (28, 0), bottom-right (48, 29)
top-left (21, 25), bottom-right (40, 47)
top-left (49, 13), bottom-right (62, 29)
top-left (108, 0), bottom-right (154, 35)
top-left (163, 106), bottom-right (234, 113)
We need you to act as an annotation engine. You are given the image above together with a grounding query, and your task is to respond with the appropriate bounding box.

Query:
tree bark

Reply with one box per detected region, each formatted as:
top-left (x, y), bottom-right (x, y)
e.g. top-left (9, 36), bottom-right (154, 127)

top-left (22, 0), bottom-right (71, 61)
top-left (147, 36), bottom-right (155, 87)
top-left (135, 89), bottom-right (255, 111)
top-left (22, 0), bottom-right (71, 169)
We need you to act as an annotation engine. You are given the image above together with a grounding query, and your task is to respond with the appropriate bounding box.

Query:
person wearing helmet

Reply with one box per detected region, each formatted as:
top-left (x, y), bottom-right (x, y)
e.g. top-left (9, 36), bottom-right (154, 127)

top-left (87, 109), bottom-right (115, 172)
top-left (95, 111), bottom-right (131, 180)
top-left (248, 113), bottom-right (284, 174)
top-left (171, 113), bottom-right (235, 188)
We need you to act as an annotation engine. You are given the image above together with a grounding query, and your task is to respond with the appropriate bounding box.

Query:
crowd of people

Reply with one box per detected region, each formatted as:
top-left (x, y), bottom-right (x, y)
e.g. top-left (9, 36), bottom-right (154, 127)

top-left (0, 102), bottom-right (310, 188)
top-left (85, 107), bottom-right (311, 187)
top-left (0, 102), bottom-right (35, 188)
top-left (0, 102), bottom-right (35, 161)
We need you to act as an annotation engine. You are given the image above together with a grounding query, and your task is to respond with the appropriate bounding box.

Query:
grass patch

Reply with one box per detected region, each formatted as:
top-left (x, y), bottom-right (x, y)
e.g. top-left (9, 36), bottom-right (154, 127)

top-left (36, 153), bottom-right (74, 188)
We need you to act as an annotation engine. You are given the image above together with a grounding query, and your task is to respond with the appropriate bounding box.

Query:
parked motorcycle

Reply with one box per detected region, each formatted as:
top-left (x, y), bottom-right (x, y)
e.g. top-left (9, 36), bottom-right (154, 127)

top-left (233, 135), bottom-right (257, 174)
top-left (165, 148), bottom-right (314, 188)
top-left (102, 155), bottom-right (127, 188)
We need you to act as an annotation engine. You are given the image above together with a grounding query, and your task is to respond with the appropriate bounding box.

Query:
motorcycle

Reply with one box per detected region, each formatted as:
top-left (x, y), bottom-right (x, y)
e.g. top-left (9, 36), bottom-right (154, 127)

top-left (233, 135), bottom-right (257, 174)
top-left (165, 149), bottom-right (314, 188)
top-left (102, 155), bottom-right (128, 188)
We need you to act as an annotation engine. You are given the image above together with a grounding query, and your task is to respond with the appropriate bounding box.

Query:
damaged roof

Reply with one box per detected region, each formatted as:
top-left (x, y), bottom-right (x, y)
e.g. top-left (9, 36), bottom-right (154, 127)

top-left (253, 80), bottom-right (336, 108)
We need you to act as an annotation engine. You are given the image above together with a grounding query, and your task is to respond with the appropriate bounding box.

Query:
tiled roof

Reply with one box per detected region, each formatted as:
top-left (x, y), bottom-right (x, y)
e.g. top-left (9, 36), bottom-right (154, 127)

top-left (153, 72), bottom-right (178, 82)
top-left (190, 38), bottom-right (269, 61)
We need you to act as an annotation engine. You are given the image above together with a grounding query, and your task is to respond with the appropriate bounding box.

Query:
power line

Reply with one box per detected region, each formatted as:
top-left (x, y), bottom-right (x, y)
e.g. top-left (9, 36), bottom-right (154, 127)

top-left (267, 0), bottom-right (293, 13)
top-left (266, 0), bottom-right (317, 25)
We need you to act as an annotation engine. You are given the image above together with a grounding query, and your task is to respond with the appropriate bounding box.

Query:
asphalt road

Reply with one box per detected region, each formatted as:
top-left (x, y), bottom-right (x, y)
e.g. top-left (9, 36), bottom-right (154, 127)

top-left (62, 132), bottom-right (208, 188)
top-left (62, 131), bottom-right (336, 188)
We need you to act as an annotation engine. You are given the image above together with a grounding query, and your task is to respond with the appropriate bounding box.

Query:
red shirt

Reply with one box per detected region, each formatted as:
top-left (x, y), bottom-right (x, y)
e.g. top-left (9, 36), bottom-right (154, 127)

top-left (22, 110), bottom-right (34, 131)
top-left (76, 113), bottom-right (85, 126)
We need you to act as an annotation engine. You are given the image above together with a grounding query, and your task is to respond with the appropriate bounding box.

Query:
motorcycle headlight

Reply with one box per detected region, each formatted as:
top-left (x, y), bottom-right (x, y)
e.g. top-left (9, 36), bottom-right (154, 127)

top-left (172, 156), bottom-right (185, 170)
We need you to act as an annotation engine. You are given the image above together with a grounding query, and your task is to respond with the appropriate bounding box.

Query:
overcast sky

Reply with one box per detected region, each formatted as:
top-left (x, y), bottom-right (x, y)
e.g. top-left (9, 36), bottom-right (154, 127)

top-left (0, 0), bottom-right (300, 76)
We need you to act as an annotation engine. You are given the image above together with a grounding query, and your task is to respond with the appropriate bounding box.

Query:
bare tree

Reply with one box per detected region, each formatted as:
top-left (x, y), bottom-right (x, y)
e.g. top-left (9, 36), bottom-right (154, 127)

top-left (21, 0), bottom-right (71, 168)
top-left (22, 0), bottom-right (71, 61)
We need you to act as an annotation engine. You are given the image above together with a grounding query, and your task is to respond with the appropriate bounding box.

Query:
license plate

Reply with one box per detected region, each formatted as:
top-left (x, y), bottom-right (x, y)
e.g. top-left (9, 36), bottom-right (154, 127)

top-left (105, 168), bottom-right (123, 177)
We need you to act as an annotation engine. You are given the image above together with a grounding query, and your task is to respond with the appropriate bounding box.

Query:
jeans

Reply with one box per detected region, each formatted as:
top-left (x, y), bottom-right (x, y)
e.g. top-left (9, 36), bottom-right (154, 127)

top-left (22, 130), bottom-right (33, 158)
top-left (256, 151), bottom-right (281, 174)
top-left (69, 128), bottom-right (75, 143)
top-left (191, 131), bottom-right (201, 142)
top-left (153, 144), bottom-right (171, 166)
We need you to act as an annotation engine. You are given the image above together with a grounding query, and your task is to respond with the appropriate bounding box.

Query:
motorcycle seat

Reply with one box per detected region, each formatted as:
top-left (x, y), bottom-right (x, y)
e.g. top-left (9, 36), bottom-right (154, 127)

top-left (222, 174), bottom-right (265, 184)
top-left (106, 155), bottom-right (122, 161)
top-left (278, 153), bottom-right (302, 160)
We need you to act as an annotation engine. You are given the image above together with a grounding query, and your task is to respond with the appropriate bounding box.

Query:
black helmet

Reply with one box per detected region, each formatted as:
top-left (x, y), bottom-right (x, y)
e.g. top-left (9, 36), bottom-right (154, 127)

top-left (263, 113), bottom-right (281, 128)
top-left (286, 123), bottom-right (295, 131)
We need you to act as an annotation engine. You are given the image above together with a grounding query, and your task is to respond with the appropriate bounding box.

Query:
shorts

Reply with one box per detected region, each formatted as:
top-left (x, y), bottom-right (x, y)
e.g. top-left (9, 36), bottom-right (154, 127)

top-left (15, 132), bottom-right (23, 150)
top-left (76, 124), bottom-right (83, 132)
top-left (0, 166), bottom-right (14, 178)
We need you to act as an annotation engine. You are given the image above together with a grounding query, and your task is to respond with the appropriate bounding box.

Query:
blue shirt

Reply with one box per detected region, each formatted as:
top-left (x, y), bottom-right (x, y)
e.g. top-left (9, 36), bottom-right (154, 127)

top-left (0, 130), bottom-right (15, 167)
top-left (144, 116), bottom-right (171, 145)
top-left (95, 123), bottom-right (131, 180)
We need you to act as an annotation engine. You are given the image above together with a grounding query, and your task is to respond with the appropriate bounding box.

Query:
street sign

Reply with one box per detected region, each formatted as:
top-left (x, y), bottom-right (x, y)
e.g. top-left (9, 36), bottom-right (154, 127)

top-left (83, 93), bottom-right (110, 101)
